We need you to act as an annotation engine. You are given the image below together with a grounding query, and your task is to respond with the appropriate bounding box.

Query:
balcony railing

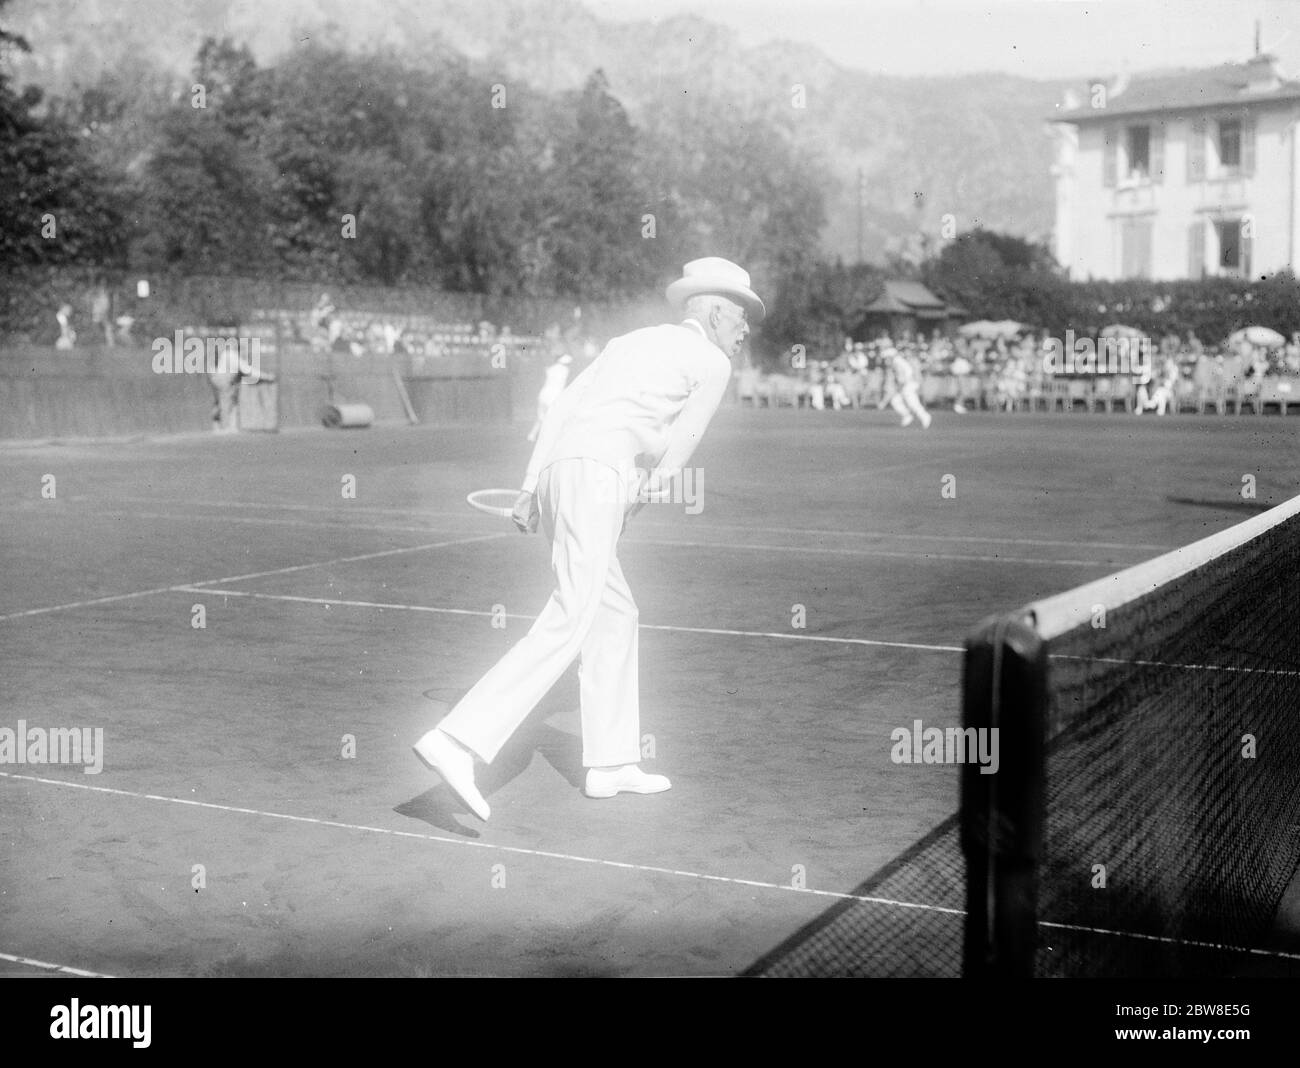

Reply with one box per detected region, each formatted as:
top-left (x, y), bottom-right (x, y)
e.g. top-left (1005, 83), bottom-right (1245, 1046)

top-left (1111, 180), bottom-right (1156, 214)
top-left (1196, 176), bottom-right (1249, 209)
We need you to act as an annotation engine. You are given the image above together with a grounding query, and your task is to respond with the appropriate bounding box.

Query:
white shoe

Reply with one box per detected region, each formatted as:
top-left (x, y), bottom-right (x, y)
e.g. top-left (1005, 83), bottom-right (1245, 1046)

top-left (920, 413), bottom-right (932, 429)
top-left (584, 765), bottom-right (672, 799)
top-left (899, 415), bottom-right (914, 428)
top-left (413, 729), bottom-right (491, 820)
top-left (953, 403), bottom-right (967, 414)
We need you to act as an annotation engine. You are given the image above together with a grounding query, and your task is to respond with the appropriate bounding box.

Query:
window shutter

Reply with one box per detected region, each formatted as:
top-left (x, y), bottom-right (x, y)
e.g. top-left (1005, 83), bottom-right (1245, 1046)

top-left (1151, 122), bottom-right (1165, 183)
top-left (1187, 118), bottom-right (1206, 181)
top-left (1188, 220), bottom-right (1205, 278)
top-left (1242, 116), bottom-right (1256, 176)
top-left (1103, 126), bottom-right (1117, 188)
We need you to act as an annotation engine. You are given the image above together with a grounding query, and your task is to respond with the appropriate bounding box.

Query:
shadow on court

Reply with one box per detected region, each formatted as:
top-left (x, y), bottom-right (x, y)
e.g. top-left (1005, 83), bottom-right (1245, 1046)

top-left (397, 721), bottom-right (587, 836)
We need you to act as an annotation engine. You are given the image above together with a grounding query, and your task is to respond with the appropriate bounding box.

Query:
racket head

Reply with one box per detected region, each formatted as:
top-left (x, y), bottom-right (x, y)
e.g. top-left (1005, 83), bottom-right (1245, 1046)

top-left (466, 488), bottom-right (521, 518)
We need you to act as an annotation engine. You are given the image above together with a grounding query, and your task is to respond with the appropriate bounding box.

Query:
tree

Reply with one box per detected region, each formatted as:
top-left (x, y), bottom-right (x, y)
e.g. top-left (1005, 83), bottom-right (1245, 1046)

top-left (3, 26), bottom-right (832, 310)
top-left (539, 70), bottom-right (659, 299)
top-left (921, 228), bottom-right (1060, 322)
top-left (0, 0), bottom-right (126, 268)
top-left (0, 0), bottom-right (26, 60)
top-left (133, 106), bottom-right (277, 274)
top-left (762, 259), bottom-right (886, 366)
top-left (641, 89), bottom-right (827, 286)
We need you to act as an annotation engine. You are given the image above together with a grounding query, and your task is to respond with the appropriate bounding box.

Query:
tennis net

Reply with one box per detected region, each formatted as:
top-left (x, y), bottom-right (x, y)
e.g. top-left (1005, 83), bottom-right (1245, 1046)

top-left (748, 494), bottom-right (1300, 978)
top-left (964, 492), bottom-right (1300, 977)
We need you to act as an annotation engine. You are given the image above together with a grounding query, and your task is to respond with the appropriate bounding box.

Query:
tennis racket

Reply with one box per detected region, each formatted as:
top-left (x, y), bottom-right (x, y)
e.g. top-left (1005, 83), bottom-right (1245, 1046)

top-left (466, 488), bottom-right (522, 519)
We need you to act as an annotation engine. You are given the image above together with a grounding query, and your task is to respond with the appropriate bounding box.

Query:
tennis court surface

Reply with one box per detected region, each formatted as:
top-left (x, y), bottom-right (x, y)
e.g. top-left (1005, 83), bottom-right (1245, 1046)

top-left (2, 407), bottom-right (1299, 977)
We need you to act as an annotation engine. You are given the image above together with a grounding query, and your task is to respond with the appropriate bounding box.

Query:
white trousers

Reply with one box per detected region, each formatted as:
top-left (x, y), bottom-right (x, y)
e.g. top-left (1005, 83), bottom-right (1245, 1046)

top-left (439, 458), bottom-right (642, 768)
top-left (890, 384), bottom-right (928, 421)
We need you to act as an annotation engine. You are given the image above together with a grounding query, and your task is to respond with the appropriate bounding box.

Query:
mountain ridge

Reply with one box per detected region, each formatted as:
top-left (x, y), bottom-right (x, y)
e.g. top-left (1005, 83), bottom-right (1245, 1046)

top-left (6, 0), bottom-right (1067, 262)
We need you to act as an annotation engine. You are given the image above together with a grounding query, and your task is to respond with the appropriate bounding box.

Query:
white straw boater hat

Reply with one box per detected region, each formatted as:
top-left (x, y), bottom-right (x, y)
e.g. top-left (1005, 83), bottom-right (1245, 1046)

top-left (666, 257), bottom-right (765, 324)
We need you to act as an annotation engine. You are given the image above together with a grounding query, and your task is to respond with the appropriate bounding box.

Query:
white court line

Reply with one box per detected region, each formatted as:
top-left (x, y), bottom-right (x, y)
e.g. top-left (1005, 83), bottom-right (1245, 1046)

top-left (72, 495), bottom-right (1173, 552)
top-left (130, 510), bottom-right (474, 536)
top-left (0, 950), bottom-right (115, 978)
top-left (172, 588), bottom-right (1291, 672)
top-left (172, 587), bottom-right (497, 619)
top-left (658, 523), bottom-right (1172, 552)
top-left (1039, 919), bottom-right (1300, 962)
top-left (641, 623), bottom-right (961, 653)
top-left (0, 583), bottom-right (192, 623)
top-left (71, 494), bottom-right (480, 520)
top-left (0, 533), bottom-right (509, 623)
top-left (74, 506), bottom-right (1116, 566)
top-left (168, 586), bottom-right (964, 653)
top-left (0, 770), bottom-right (965, 920)
top-left (1058, 653), bottom-right (1300, 679)
top-left (9, 771), bottom-right (1297, 966)
top-left (632, 538), bottom-right (1111, 567)
top-left (182, 533), bottom-right (509, 588)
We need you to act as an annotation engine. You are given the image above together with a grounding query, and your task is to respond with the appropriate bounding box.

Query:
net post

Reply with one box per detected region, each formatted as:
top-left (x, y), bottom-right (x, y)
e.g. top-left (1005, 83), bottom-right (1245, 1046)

top-left (961, 613), bottom-right (1048, 978)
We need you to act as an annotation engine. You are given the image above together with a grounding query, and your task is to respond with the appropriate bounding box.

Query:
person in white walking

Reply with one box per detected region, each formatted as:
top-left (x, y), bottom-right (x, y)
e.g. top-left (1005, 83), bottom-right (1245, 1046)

top-left (1148, 354), bottom-right (1181, 416)
top-left (413, 258), bottom-right (763, 820)
top-left (879, 346), bottom-right (932, 428)
top-left (526, 352), bottom-right (573, 442)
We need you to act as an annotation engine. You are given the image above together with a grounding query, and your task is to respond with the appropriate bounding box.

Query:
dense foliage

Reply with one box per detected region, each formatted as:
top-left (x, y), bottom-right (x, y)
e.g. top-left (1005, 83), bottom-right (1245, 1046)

top-left (3, 9), bottom-right (1297, 355)
top-left (920, 229), bottom-right (1300, 342)
top-left (2, 23), bottom-right (825, 302)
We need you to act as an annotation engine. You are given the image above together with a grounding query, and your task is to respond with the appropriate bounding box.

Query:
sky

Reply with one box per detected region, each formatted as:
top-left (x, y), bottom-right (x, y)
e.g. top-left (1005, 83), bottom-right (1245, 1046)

top-left (584, 0), bottom-right (1300, 79)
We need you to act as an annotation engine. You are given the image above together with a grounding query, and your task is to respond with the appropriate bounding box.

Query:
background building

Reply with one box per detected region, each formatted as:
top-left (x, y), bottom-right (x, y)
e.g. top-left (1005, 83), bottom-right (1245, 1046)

top-left (1050, 54), bottom-right (1300, 281)
top-left (855, 280), bottom-right (966, 340)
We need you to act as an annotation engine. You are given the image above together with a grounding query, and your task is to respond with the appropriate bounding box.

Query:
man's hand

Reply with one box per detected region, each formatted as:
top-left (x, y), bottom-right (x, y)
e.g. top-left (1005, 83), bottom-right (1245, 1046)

top-left (512, 490), bottom-right (539, 534)
top-left (619, 470), bottom-right (648, 536)
top-left (639, 469), bottom-right (676, 506)
top-left (622, 469), bottom-right (671, 535)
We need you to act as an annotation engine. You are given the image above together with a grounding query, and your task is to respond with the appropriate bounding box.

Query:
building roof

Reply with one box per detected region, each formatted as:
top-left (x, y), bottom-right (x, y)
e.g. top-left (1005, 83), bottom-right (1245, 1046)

top-left (863, 280), bottom-right (959, 319)
top-left (1050, 55), bottom-right (1300, 124)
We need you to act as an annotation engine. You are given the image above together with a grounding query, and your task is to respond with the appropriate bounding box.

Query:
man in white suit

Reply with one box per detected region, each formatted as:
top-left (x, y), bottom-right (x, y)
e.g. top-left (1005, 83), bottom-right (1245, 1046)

top-left (414, 258), bottom-right (763, 820)
top-left (882, 346), bottom-right (932, 428)
top-left (526, 352), bottom-right (573, 442)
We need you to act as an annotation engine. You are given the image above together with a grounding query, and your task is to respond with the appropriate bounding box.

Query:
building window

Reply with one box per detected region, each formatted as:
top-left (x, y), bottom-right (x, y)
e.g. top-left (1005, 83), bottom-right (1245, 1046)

top-left (1188, 220), bottom-right (1205, 278)
top-left (1214, 217), bottom-right (1251, 276)
top-left (1126, 125), bottom-right (1151, 180)
top-left (1216, 219), bottom-right (1239, 270)
top-left (1120, 217), bottom-right (1153, 278)
top-left (1218, 119), bottom-right (1241, 170)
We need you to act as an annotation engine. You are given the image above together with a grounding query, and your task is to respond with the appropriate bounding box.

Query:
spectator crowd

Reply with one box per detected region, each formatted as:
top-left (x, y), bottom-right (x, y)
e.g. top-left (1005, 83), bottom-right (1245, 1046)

top-left (35, 282), bottom-right (1300, 422)
top-left (735, 328), bottom-right (1300, 416)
